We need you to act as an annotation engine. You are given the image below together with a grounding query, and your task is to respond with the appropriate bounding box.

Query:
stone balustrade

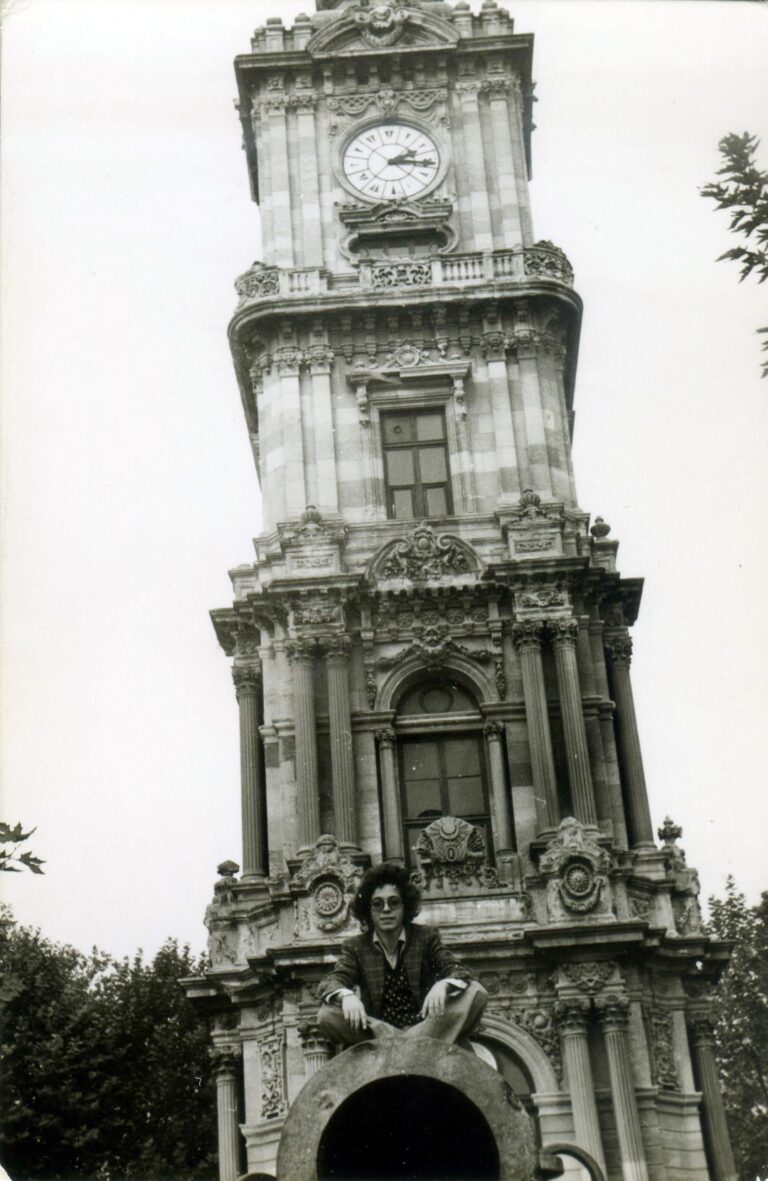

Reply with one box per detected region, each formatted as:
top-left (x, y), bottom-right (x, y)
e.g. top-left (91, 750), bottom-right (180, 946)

top-left (234, 243), bottom-right (574, 309)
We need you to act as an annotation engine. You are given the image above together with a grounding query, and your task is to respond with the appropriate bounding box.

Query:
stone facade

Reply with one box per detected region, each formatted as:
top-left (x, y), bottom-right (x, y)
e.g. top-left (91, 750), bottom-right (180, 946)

top-left (184, 3), bottom-right (737, 1179)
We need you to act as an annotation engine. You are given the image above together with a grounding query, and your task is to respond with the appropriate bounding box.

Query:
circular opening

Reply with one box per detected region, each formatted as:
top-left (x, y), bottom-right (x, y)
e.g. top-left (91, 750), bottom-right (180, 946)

top-left (317, 1074), bottom-right (500, 1181)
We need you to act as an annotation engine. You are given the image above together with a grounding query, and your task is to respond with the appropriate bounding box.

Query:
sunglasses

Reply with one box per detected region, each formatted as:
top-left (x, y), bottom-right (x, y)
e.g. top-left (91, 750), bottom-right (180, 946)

top-left (370, 898), bottom-right (404, 912)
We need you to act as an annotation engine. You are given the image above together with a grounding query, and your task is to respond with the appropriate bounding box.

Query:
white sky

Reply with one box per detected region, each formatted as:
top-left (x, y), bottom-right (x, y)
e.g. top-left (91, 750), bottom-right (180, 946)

top-left (1, 0), bottom-right (767, 959)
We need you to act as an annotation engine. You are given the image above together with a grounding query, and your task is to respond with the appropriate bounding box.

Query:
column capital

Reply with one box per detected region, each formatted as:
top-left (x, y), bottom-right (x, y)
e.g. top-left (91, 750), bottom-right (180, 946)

top-left (483, 720), bottom-right (505, 741)
top-left (546, 618), bottom-right (580, 648)
top-left (232, 663), bottom-right (261, 697)
top-left (595, 991), bottom-right (630, 1032)
top-left (375, 727), bottom-right (396, 750)
top-left (511, 619), bottom-right (545, 651)
top-left (286, 636), bottom-right (321, 664)
top-left (305, 344), bottom-right (335, 373)
top-left (209, 1043), bottom-right (242, 1077)
top-left (605, 634), bottom-right (633, 668)
top-left (687, 1008), bottom-right (716, 1047)
top-left (325, 633), bottom-right (352, 660)
top-left (297, 1021), bottom-right (332, 1055)
top-left (554, 997), bottom-right (591, 1035)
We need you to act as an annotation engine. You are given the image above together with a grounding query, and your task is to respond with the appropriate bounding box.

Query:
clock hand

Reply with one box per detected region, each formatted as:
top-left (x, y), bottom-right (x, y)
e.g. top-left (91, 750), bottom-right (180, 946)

top-left (387, 151), bottom-right (436, 167)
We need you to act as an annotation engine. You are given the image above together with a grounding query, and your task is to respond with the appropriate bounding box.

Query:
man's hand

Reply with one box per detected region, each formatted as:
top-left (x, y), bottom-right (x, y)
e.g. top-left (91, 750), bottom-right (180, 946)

top-left (341, 993), bottom-right (368, 1031)
top-left (420, 979), bottom-right (450, 1019)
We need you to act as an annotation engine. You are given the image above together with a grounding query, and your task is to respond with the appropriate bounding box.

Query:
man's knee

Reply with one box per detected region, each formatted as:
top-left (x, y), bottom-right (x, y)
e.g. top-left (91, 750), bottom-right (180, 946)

top-left (317, 1003), bottom-right (343, 1040)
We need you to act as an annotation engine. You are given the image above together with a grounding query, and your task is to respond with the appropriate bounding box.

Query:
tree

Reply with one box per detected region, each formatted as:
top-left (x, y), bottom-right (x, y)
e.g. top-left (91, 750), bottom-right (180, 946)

top-left (0, 822), bottom-right (44, 874)
top-left (707, 878), bottom-right (768, 1181)
top-left (701, 132), bottom-right (768, 377)
top-left (0, 917), bottom-right (217, 1180)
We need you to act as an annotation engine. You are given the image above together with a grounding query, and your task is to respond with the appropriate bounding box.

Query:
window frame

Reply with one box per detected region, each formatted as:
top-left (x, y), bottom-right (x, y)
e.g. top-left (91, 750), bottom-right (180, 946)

top-left (381, 407), bottom-right (454, 521)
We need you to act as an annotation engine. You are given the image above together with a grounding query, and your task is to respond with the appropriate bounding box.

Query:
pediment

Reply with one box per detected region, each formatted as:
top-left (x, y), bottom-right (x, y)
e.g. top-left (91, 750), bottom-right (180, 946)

top-left (367, 523), bottom-right (483, 584)
top-left (307, 5), bottom-right (459, 56)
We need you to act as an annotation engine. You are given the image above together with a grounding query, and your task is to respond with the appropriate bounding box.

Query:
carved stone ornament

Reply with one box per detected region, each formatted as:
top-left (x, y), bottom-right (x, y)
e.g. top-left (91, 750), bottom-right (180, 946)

top-left (562, 961), bottom-right (616, 995)
top-left (234, 262), bottom-right (279, 305)
top-left (523, 241), bottom-right (574, 284)
top-left (517, 586), bottom-right (567, 611)
top-left (648, 1008), bottom-right (680, 1091)
top-left (508, 1006), bottom-right (562, 1082)
top-left (372, 523), bottom-right (480, 582)
top-left (290, 834), bottom-right (363, 932)
top-left (539, 817), bottom-right (613, 921)
top-left (352, 4), bottom-right (410, 46)
top-left (518, 488), bottom-right (548, 519)
top-left (413, 816), bottom-right (500, 892)
top-left (259, 1033), bottom-right (287, 1119)
top-left (371, 261), bottom-right (432, 289)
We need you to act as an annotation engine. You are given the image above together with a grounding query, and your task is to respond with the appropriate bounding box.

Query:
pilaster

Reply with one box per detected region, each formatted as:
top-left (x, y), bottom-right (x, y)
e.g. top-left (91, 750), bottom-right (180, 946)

top-left (376, 727), bottom-right (404, 863)
top-left (512, 620), bottom-right (559, 831)
top-left (325, 634), bottom-right (358, 849)
top-left (233, 663), bottom-right (267, 879)
top-left (548, 619), bottom-right (597, 827)
top-left (605, 634), bottom-right (654, 848)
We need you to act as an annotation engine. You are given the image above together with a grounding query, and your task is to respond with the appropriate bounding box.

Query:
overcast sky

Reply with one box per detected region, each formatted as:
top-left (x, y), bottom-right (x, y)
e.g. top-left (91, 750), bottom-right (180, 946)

top-left (2, 0), bottom-right (767, 960)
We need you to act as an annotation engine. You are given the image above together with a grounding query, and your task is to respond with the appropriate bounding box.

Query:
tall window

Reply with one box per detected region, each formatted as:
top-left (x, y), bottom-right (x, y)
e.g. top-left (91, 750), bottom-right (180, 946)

top-left (382, 409), bottom-right (452, 520)
top-left (394, 680), bottom-right (491, 865)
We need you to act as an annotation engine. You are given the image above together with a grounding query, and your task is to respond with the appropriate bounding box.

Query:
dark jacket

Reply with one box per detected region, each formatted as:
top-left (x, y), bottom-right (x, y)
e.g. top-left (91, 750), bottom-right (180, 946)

top-left (316, 923), bottom-right (474, 1019)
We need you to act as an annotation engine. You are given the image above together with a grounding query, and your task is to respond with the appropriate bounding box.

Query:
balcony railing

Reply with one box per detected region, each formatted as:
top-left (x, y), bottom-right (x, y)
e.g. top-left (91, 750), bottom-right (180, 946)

top-left (234, 242), bottom-right (574, 310)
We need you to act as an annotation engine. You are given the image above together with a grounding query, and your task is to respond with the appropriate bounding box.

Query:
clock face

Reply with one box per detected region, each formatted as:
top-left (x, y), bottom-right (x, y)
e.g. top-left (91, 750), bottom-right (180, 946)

top-left (342, 122), bottom-right (440, 201)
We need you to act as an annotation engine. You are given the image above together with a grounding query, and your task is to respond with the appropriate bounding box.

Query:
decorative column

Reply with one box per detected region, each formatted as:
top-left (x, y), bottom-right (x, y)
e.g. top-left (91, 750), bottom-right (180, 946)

top-left (554, 999), bottom-right (606, 1175)
top-left (688, 1012), bottom-right (738, 1181)
top-left (455, 78), bottom-right (493, 250)
top-left (484, 721), bottom-right (514, 852)
top-left (265, 85), bottom-right (294, 268)
top-left (548, 619), bottom-right (597, 827)
top-left (589, 610), bottom-right (628, 848)
top-left (294, 86), bottom-right (322, 268)
top-left (297, 1022), bottom-right (332, 1081)
top-left (233, 663), bottom-right (266, 879)
top-left (287, 640), bottom-right (321, 852)
top-left (275, 346), bottom-right (307, 519)
top-left (306, 344), bottom-right (339, 514)
top-left (325, 635), bottom-right (358, 849)
top-left (482, 321), bottom-right (521, 503)
top-left (484, 76), bottom-right (523, 247)
top-left (375, 728), bottom-right (405, 863)
top-left (595, 994), bottom-right (650, 1181)
top-left (605, 634), bottom-right (654, 848)
top-left (576, 617), bottom-right (611, 832)
top-left (211, 1046), bottom-right (242, 1181)
top-left (512, 621), bottom-right (559, 831)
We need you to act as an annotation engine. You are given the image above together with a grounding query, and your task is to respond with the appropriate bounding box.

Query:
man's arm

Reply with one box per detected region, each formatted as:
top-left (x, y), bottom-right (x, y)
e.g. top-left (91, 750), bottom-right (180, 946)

top-left (425, 926), bottom-right (475, 984)
top-left (316, 938), bottom-right (362, 1003)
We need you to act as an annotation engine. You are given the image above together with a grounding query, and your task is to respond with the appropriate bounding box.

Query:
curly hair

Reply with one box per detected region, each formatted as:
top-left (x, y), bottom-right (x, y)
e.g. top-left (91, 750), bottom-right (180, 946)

top-left (351, 862), bottom-right (421, 929)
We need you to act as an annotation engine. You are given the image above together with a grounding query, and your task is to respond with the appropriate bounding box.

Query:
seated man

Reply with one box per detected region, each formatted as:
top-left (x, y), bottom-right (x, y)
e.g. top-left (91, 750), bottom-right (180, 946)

top-left (317, 863), bottom-right (487, 1046)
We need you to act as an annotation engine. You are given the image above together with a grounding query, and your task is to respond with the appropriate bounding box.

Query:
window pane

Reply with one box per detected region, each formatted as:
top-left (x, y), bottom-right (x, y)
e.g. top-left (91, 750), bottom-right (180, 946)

top-left (416, 413), bottom-right (445, 441)
top-left (392, 488), bottom-right (414, 519)
top-left (444, 738), bottom-right (481, 776)
top-left (383, 415), bottom-right (414, 444)
top-left (447, 776), bottom-right (485, 815)
top-left (405, 781), bottom-right (442, 819)
top-left (402, 742), bottom-right (440, 780)
top-left (385, 448), bottom-right (414, 485)
top-left (425, 486), bottom-right (448, 516)
top-left (418, 447), bottom-right (447, 483)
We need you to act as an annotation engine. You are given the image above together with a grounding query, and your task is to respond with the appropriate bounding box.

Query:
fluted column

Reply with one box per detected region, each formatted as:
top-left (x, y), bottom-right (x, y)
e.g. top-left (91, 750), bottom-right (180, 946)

top-left (233, 664), bottom-right (266, 879)
top-left (605, 635), bottom-right (654, 848)
top-left (512, 621), bottom-right (559, 831)
top-left (376, 728), bottom-right (404, 863)
top-left (554, 999), bottom-right (606, 1174)
top-left (287, 640), bottom-right (321, 851)
top-left (596, 994), bottom-right (649, 1181)
top-left (589, 611), bottom-right (628, 848)
top-left (484, 721), bottom-right (514, 852)
top-left (297, 1022), bottom-right (332, 1081)
top-left (549, 620), bottom-right (597, 826)
top-left (688, 1012), bottom-right (738, 1181)
top-left (576, 617), bottom-right (611, 832)
top-left (211, 1046), bottom-right (242, 1181)
top-left (326, 635), bottom-right (358, 849)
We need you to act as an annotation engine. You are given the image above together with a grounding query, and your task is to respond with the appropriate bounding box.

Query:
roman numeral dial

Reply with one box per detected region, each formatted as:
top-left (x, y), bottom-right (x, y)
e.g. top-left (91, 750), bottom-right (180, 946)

top-left (342, 122), bottom-right (441, 200)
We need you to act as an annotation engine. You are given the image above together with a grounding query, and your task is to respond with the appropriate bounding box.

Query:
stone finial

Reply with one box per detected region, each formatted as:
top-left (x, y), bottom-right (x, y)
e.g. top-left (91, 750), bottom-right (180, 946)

top-left (217, 859), bottom-right (240, 879)
top-left (590, 516), bottom-right (611, 539)
top-left (657, 817), bottom-right (683, 847)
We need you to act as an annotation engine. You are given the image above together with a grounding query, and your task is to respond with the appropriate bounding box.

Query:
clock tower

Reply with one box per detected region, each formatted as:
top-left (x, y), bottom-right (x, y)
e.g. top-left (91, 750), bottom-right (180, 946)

top-left (186, 3), bottom-right (738, 1180)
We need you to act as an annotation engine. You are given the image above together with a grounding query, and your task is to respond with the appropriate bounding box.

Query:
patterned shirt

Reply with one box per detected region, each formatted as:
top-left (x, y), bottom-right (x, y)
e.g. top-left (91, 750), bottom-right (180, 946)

top-left (379, 951), bottom-right (421, 1029)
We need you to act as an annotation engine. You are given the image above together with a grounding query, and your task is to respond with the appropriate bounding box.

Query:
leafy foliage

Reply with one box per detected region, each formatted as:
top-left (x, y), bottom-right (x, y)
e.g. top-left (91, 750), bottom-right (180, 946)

top-left (0, 822), bottom-right (45, 874)
top-left (701, 132), bottom-right (768, 377)
top-left (707, 878), bottom-right (768, 1181)
top-left (0, 917), bottom-right (217, 1180)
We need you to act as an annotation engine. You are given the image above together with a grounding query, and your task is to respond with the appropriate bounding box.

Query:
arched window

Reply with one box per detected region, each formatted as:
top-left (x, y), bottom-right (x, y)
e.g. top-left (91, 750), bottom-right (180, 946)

top-left (394, 677), bottom-right (491, 865)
